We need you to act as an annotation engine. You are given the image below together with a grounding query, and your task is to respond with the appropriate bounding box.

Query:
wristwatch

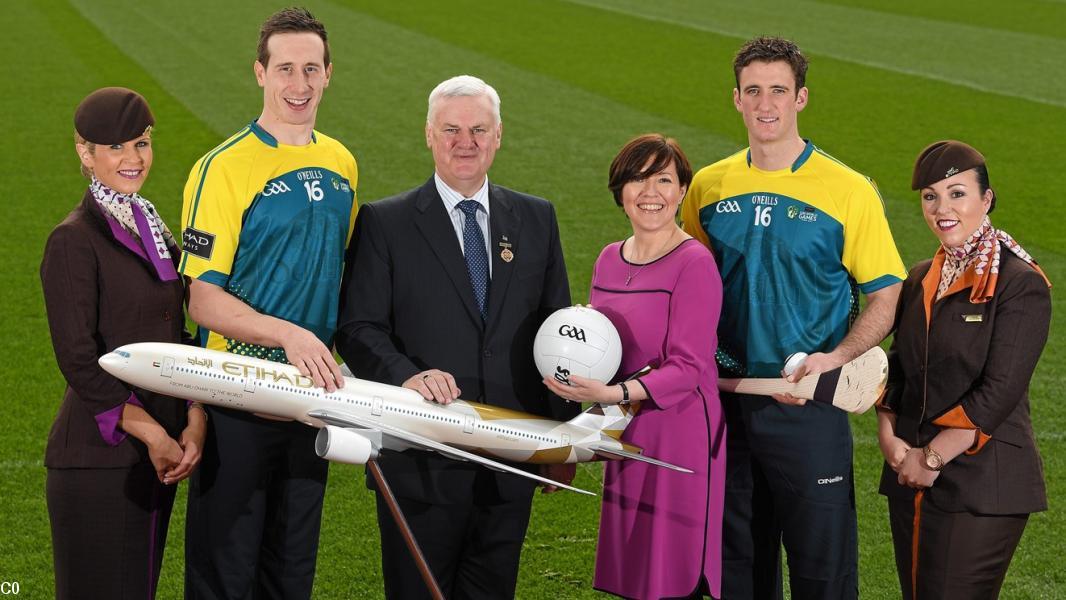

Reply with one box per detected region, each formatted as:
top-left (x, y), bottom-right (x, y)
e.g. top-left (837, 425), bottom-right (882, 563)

top-left (922, 445), bottom-right (944, 471)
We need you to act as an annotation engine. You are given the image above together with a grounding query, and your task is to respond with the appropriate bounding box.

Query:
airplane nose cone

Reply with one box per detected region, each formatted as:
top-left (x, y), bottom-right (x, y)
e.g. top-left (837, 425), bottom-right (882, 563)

top-left (98, 351), bottom-right (128, 376)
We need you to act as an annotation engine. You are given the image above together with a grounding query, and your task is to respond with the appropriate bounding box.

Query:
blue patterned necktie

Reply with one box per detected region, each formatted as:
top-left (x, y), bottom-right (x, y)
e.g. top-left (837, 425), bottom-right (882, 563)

top-left (457, 200), bottom-right (489, 320)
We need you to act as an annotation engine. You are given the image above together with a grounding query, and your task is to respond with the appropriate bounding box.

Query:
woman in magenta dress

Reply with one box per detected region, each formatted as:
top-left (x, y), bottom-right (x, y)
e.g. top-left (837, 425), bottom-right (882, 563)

top-left (544, 134), bottom-right (724, 599)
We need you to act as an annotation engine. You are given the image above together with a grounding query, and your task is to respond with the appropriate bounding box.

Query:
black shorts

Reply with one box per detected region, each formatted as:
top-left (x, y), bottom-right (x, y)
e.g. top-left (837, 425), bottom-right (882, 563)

top-left (720, 393), bottom-right (858, 600)
top-left (184, 406), bottom-right (329, 600)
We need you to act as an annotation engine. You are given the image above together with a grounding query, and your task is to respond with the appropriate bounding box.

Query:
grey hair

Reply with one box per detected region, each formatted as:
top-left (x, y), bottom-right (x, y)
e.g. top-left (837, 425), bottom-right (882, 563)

top-left (426, 75), bottom-right (501, 125)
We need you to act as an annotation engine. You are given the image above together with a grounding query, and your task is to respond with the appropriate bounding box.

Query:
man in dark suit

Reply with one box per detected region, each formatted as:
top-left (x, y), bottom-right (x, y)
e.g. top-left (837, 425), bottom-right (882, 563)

top-left (336, 75), bottom-right (576, 600)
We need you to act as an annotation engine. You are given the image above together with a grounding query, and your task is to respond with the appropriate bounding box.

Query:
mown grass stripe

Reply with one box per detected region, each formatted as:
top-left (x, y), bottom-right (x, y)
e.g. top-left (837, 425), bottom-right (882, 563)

top-left (815, 0), bottom-right (1066, 39)
top-left (566, 0), bottom-right (1066, 108)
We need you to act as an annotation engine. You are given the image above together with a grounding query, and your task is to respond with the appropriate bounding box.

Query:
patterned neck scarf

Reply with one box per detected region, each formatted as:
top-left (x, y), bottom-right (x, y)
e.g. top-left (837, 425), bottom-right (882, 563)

top-left (89, 177), bottom-right (179, 281)
top-left (936, 215), bottom-right (1049, 302)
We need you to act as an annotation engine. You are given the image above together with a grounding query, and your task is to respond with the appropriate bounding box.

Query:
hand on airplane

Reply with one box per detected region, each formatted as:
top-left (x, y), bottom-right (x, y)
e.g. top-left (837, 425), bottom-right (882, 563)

top-left (279, 324), bottom-right (344, 393)
top-left (540, 463), bottom-right (577, 494)
top-left (404, 369), bottom-right (460, 404)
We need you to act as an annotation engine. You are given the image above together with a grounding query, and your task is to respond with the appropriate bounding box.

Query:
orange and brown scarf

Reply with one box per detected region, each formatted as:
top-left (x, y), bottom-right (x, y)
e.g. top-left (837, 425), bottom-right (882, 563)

top-left (932, 216), bottom-right (1050, 303)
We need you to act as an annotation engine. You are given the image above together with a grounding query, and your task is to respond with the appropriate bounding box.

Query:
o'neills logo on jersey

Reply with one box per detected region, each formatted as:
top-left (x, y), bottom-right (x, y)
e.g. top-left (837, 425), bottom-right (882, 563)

top-left (297, 169), bottom-right (325, 181)
top-left (716, 200), bottom-right (742, 213)
top-left (221, 361), bottom-right (315, 389)
top-left (751, 194), bottom-right (778, 206)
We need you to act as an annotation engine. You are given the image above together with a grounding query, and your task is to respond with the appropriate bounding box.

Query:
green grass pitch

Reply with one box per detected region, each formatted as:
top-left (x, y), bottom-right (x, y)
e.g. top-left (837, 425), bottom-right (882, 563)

top-left (2, 0), bottom-right (1063, 597)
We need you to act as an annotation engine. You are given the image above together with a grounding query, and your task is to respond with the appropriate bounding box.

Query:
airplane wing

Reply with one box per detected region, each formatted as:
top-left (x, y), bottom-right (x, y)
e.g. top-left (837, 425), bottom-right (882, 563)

top-left (307, 408), bottom-right (595, 496)
top-left (588, 444), bottom-right (694, 474)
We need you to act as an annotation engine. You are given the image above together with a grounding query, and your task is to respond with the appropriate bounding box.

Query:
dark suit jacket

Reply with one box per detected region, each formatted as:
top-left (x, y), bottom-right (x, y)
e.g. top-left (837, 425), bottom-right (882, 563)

top-left (336, 178), bottom-right (574, 504)
top-left (40, 191), bottom-right (188, 469)
top-left (879, 247), bottom-right (1050, 514)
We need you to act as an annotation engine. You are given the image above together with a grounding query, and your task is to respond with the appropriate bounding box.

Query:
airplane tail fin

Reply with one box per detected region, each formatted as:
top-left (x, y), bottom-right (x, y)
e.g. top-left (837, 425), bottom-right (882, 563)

top-left (565, 366), bottom-right (651, 439)
top-left (569, 402), bottom-right (695, 473)
top-left (566, 401), bottom-right (642, 440)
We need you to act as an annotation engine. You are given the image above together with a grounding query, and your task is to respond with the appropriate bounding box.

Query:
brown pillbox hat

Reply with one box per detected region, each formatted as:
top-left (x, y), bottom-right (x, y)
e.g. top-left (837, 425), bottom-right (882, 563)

top-left (74, 87), bottom-right (154, 145)
top-left (912, 140), bottom-right (995, 212)
top-left (911, 140), bottom-right (985, 190)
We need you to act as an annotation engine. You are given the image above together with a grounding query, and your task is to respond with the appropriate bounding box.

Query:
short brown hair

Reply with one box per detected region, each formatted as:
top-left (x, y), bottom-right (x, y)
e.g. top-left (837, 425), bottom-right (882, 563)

top-left (608, 134), bottom-right (693, 206)
top-left (257, 7), bottom-right (330, 67)
top-left (733, 37), bottom-right (807, 91)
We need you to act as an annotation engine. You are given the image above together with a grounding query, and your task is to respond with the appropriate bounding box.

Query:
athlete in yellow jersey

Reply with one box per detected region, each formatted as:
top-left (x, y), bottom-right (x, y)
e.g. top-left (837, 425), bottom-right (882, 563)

top-left (180, 123), bottom-right (357, 361)
top-left (681, 37), bottom-right (905, 600)
top-left (179, 9), bottom-right (357, 599)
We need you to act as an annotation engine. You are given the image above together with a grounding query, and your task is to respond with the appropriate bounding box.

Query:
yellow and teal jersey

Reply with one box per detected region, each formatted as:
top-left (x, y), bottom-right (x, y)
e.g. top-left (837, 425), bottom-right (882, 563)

top-left (681, 141), bottom-right (905, 377)
top-left (179, 120), bottom-right (358, 361)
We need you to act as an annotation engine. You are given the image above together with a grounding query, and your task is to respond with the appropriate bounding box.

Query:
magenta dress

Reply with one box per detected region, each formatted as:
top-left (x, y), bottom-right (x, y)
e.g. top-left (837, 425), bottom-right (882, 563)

top-left (591, 238), bottom-right (725, 600)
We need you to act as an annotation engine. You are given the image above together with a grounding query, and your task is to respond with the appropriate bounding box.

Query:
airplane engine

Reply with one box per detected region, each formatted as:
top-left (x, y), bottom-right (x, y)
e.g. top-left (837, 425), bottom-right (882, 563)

top-left (314, 425), bottom-right (379, 465)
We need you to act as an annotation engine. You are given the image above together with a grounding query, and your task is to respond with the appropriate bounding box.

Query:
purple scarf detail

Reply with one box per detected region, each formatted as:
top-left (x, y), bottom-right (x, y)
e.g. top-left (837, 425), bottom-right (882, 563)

top-left (100, 210), bottom-right (178, 281)
top-left (89, 178), bottom-right (179, 282)
top-left (133, 206), bottom-right (178, 281)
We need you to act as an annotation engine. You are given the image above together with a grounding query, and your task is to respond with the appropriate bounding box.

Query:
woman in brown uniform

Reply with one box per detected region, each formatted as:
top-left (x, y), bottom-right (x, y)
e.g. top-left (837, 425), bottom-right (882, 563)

top-left (40, 87), bottom-right (206, 599)
top-left (877, 140), bottom-right (1051, 599)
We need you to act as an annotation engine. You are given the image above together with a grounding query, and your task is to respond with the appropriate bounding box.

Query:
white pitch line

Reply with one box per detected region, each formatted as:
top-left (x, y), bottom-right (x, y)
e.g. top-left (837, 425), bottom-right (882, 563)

top-left (564, 0), bottom-right (1066, 109)
top-left (0, 459), bottom-right (43, 470)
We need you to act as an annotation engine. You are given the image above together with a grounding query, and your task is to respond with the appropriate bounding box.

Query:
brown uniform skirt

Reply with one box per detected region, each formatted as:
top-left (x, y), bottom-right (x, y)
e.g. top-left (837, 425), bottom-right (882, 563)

top-left (47, 463), bottom-right (176, 600)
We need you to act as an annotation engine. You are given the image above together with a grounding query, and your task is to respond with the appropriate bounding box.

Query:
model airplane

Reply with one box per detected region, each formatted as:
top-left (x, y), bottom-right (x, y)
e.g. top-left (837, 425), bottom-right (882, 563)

top-left (99, 342), bottom-right (692, 495)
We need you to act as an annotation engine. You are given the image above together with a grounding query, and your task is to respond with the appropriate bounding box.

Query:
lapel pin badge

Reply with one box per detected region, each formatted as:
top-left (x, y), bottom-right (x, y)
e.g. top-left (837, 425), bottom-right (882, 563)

top-left (962, 314), bottom-right (983, 322)
top-left (498, 239), bottom-right (513, 262)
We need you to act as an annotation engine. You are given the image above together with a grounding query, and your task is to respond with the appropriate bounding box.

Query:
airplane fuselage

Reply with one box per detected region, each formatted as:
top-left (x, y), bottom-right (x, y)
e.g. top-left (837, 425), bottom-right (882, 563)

top-left (101, 343), bottom-right (615, 464)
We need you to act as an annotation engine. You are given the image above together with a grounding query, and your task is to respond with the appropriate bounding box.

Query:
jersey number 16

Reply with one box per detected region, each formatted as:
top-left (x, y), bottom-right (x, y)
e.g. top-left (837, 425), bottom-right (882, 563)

top-left (304, 181), bottom-right (324, 203)
top-left (754, 205), bottom-right (773, 227)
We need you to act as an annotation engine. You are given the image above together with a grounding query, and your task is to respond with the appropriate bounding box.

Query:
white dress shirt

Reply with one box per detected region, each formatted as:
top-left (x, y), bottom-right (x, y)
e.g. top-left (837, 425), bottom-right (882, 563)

top-left (434, 173), bottom-right (492, 276)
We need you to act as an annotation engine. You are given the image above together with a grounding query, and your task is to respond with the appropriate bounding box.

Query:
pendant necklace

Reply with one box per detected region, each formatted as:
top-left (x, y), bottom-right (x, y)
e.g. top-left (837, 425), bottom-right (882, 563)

top-left (625, 232), bottom-right (678, 286)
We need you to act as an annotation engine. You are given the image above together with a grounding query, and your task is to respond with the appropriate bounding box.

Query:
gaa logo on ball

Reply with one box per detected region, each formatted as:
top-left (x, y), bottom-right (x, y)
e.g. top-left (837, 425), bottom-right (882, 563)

top-left (534, 306), bottom-right (622, 385)
top-left (558, 324), bottom-right (586, 342)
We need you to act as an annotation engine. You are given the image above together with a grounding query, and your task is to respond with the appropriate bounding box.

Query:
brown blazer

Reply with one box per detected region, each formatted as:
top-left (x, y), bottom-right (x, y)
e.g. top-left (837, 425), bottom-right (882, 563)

top-left (879, 246), bottom-right (1050, 514)
top-left (40, 191), bottom-right (188, 469)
